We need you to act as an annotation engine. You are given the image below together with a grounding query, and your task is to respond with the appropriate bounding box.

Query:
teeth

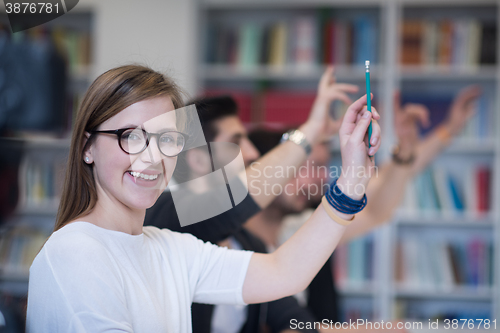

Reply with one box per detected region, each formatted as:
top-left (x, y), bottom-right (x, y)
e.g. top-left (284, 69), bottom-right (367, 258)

top-left (129, 171), bottom-right (159, 180)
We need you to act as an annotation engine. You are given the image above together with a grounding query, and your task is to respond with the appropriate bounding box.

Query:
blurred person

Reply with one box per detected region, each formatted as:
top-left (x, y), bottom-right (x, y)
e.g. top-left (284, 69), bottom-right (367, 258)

top-left (145, 67), bottom-right (366, 333)
top-left (145, 66), bottom-right (358, 243)
top-left (27, 64), bottom-right (381, 332)
top-left (243, 85), bottom-right (481, 328)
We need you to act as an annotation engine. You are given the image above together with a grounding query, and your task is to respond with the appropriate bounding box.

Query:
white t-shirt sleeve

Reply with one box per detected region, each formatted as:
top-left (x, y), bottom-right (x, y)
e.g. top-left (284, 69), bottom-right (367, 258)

top-left (27, 232), bottom-right (133, 333)
top-left (169, 231), bottom-right (253, 305)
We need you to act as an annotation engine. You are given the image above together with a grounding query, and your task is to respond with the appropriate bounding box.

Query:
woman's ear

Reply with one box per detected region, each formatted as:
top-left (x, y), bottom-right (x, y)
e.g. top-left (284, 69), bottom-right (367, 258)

top-left (83, 132), bottom-right (93, 164)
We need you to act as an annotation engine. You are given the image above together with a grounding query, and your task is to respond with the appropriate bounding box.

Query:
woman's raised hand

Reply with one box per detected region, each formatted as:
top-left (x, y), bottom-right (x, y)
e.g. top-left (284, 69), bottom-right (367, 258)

top-left (337, 94), bottom-right (381, 200)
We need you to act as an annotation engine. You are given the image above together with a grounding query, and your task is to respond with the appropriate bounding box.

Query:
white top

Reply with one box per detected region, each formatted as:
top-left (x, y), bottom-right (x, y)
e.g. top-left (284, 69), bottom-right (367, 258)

top-left (26, 222), bottom-right (253, 333)
top-left (211, 237), bottom-right (247, 333)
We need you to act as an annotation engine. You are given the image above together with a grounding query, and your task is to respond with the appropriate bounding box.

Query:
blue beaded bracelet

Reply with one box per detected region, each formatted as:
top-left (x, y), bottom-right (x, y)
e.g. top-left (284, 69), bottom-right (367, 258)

top-left (325, 177), bottom-right (367, 214)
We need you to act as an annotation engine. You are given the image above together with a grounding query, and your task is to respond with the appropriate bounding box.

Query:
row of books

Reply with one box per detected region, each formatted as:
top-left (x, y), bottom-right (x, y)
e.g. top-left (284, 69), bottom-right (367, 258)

top-left (1, 24), bottom-right (92, 74)
top-left (395, 238), bottom-right (493, 289)
top-left (334, 235), bottom-right (374, 287)
top-left (400, 166), bottom-right (492, 217)
top-left (205, 15), bottom-right (378, 69)
top-left (401, 19), bottom-right (496, 66)
top-left (0, 227), bottom-right (49, 277)
top-left (205, 89), bottom-right (495, 140)
top-left (17, 155), bottom-right (67, 213)
top-left (395, 300), bottom-right (491, 321)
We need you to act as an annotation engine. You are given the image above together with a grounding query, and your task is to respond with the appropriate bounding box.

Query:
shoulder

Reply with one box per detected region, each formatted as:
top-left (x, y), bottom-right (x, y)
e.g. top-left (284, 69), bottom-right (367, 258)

top-left (143, 225), bottom-right (207, 250)
top-left (33, 223), bottom-right (118, 276)
top-left (45, 223), bottom-right (108, 253)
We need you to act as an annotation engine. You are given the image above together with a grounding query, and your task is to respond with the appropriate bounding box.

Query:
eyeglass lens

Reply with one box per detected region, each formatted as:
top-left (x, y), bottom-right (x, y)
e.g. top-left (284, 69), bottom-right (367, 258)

top-left (120, 128), bottom-right (185, 156)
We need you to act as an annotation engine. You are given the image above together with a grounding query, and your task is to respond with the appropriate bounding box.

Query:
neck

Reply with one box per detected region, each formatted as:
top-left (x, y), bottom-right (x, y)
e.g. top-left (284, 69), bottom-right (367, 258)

top-left (245, 206), bottom-right (285, 248)
top-left (79, 194), bottom-right (145, 236)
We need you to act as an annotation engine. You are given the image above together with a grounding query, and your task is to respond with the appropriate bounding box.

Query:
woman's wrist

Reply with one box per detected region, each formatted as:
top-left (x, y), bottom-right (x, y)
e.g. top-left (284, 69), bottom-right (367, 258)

top-left (336, 176), bottom-right (365, 201)
top-left (323, 176), bottom-right (367, 222)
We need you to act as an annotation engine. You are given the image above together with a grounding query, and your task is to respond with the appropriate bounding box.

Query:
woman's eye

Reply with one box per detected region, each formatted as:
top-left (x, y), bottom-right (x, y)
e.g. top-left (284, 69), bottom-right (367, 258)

top-left (124, 132), bottom-right (142, 140)
top-left (160, 135), bottom-right (174, 144)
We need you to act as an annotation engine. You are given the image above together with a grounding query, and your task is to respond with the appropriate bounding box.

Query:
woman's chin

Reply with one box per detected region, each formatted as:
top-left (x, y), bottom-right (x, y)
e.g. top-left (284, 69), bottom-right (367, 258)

top-left (123, 188), bottom-right (164, 211)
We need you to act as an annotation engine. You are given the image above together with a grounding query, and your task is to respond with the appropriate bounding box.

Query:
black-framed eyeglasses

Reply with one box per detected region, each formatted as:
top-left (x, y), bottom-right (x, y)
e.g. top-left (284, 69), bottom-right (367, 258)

top-left (90, 127), bottom-right (187, 157)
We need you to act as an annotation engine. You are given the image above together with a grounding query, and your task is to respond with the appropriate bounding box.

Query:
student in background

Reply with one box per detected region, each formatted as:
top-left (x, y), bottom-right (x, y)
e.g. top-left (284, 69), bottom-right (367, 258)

top-left (145, 66), bottom-right (357, 243)
top-left (244, 85), bottom-right (481, 325)
top-left (145, 67), bottom-right (360, 333)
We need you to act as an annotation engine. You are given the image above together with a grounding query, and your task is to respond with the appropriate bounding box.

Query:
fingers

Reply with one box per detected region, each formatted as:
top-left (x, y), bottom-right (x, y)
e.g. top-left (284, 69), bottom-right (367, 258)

top-left (342, 94), bottom-right (369, 129)
top-left (403, 104), bottom-right (431, 128)
top-left (331, 91), bottom-right (353, 105)
top-left (369, 117), bottom-right (381, 153)
top-left (334, 83), bottom-right (359, 93)
top-left (319, 65), bottom-right (335, 88)
top-left (454, 85), bottom-right (482, 106)
top-left (322, 83), bottom-right (359, 105)
top-left (371, 105), bottom-right (380, 120)
top-left (350, 110), bottom-right (374, 145)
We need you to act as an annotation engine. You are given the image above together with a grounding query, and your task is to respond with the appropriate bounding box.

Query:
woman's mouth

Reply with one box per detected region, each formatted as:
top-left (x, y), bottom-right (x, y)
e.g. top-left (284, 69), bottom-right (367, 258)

top-left (127, 171), bottom-right (160, 181)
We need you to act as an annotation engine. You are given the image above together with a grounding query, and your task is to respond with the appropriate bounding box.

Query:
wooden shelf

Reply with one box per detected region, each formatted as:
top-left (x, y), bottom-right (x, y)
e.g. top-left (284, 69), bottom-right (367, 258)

top-left (400, 66), bottom-right (498, 81)
top-left (394, 285), bottom-right (493, 301)
top-left (444, 139), bottom-right (498, 154)
top-left (202, 0), bottom-right (384, 9)
top-left (201, 64), bottom-right (382, 81)
top-left (396, 212), bottom-right (495, 228)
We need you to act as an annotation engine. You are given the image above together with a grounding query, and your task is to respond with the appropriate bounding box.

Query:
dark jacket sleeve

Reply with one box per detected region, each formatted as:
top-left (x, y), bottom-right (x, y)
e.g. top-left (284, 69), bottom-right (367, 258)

top-left (144, 191), bottom-right (261, 244)
top-left (234, 229), bottom-right (319, 333)
top-left (265, 297), bottom-right (319, 333)
top-left (307, 256), bottom-right (340, 323)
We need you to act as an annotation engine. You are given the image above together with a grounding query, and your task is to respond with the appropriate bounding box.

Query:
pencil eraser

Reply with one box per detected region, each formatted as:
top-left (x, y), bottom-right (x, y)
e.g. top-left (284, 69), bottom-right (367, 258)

top-left (365, 60), bottom-right (370, 66)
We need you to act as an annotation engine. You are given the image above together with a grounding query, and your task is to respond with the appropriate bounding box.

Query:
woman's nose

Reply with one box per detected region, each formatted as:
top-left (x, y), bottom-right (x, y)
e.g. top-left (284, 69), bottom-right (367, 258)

top-left (141, 137), bottom-right (163, 163)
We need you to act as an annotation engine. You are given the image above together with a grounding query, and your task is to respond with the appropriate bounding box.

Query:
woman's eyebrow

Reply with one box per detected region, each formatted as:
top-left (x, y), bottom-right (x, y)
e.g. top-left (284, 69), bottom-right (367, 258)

top-left (124, 124), bottom-right (177, 132)
top-left (156, 127), bottom-right (178, 132)
top-left (122, 123), bottom-right (141, 129)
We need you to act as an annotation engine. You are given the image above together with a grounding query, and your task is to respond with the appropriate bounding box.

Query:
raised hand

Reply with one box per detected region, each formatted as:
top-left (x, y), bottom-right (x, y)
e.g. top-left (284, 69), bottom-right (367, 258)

top-left (393, 91), bottom-right (430, 158)
top-left (316, 66), bottom-right (359, 106)
top-left (302, 66), bottom-right (359, 143)
top-left (337, 94), bottom-right (381, 200)
top-left (444, 85), bottom-right (482, 136)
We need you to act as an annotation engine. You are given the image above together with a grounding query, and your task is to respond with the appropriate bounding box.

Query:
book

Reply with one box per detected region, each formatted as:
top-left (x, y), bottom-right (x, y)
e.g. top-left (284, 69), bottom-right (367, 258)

top-left (293, 16), bottom-right (317, 70)
top-left (401, 21), bottom-right (424, 65)
top-left (237, 23), bottom-right (262, 69)
top-left (395, 238), bottom-right (492, 290)
top-left (268, 22), bottom-right (287, 67)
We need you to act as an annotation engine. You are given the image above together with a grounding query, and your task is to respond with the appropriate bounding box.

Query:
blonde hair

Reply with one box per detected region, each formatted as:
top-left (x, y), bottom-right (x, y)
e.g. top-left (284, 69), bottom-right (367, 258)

top-left (54, 65), bottom-right (184, 231)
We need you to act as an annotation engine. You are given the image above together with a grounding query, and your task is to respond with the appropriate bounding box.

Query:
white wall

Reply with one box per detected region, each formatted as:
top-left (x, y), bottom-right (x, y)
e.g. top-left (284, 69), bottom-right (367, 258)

top-left (83, 0), bottom-right (197, 98)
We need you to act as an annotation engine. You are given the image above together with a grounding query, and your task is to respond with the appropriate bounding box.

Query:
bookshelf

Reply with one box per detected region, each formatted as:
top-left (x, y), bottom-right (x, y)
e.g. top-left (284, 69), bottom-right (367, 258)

top-left (197, 0), bottom-right (500, 323)
top-left (0, 9), bottom-right (93, 304)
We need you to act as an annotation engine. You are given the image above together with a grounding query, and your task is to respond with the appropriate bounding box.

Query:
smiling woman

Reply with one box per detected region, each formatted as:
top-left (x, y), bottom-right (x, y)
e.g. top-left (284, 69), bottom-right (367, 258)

top-left (26, 64), bottom-right (381, 333)
top-left (53, 65), bottom-right (185, 234)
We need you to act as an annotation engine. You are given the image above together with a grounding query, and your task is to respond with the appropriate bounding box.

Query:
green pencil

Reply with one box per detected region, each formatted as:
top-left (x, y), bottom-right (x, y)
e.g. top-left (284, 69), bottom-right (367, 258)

top-left (365, 60), bottom-right (372, 148)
